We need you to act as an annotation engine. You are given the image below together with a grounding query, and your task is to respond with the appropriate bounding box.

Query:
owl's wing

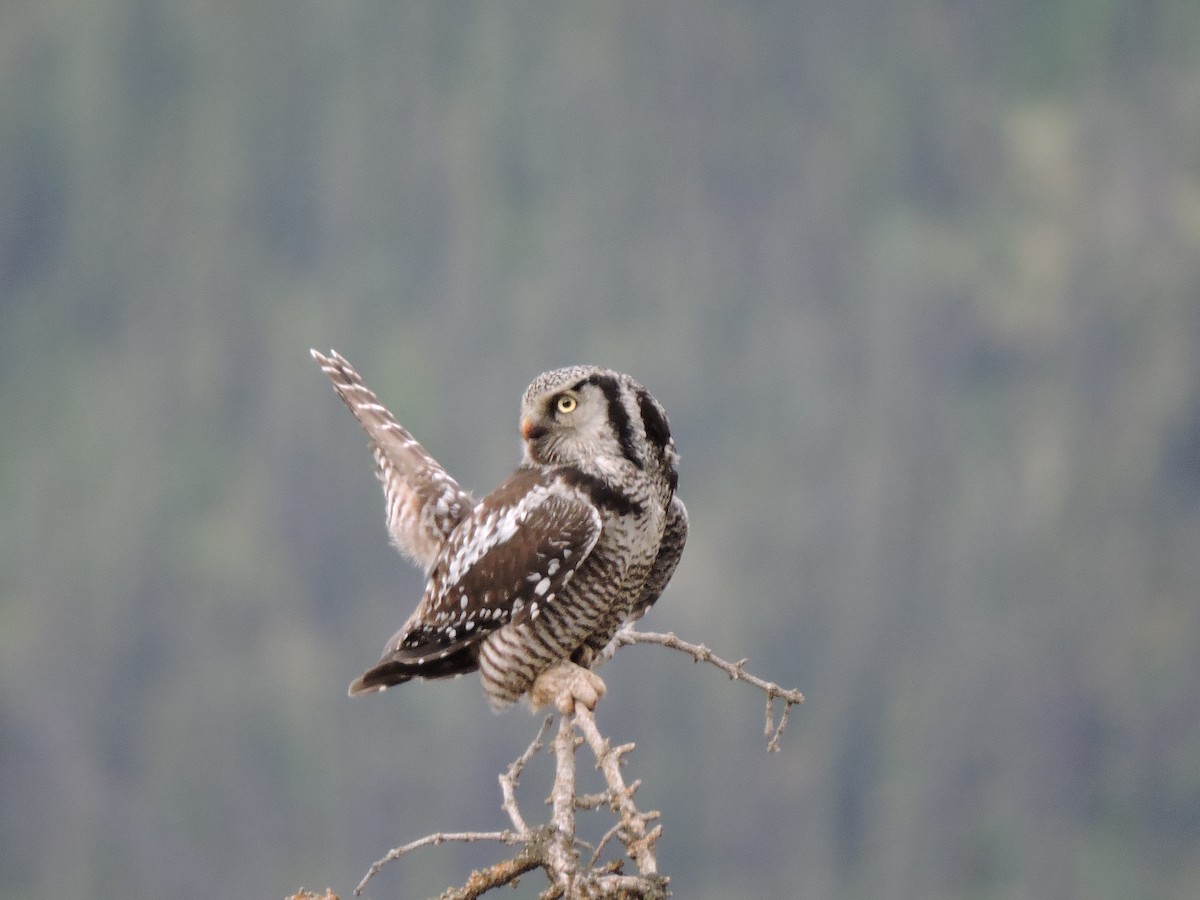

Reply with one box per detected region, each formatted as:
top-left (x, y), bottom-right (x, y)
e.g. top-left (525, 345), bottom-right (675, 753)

top-left (349, 468), bottom-right (603, 695)
top-left (312, 349), bottom-right (473, 570)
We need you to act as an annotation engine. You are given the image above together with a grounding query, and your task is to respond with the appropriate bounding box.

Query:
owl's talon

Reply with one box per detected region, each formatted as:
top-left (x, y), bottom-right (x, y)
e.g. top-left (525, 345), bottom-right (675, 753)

top-left (530, 662), bottom-right (607, 714)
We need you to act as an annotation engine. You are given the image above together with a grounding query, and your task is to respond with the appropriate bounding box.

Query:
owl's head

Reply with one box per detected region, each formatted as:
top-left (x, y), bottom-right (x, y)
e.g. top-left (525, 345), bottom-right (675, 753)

top-left (519, 365), bottom-right (678, 485)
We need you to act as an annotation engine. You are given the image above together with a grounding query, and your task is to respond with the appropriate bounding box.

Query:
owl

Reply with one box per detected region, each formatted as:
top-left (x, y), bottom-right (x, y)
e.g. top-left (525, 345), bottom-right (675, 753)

top-left (312, 350), bottom-right (687, 713)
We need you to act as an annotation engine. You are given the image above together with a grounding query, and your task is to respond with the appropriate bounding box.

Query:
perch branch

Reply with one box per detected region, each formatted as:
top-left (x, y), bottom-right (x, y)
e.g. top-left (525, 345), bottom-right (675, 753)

top-left (613, 628), bottom-right (805, 751)
top-left (545, 714), bottom-right (581, 893)
top-left (574, 705), bottom-right (661, 877)
top-left (351, 627), bottom-right (802, 896)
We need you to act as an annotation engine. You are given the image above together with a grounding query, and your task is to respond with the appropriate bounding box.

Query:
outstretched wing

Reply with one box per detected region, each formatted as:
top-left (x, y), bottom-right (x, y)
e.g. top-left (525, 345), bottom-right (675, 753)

top-left (311, 348), bottom-right (473, 570)
top-left (349, 468), bottom-right (603, 695)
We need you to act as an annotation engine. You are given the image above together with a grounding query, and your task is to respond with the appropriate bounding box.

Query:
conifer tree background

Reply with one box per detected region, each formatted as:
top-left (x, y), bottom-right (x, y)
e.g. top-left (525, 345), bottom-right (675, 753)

top-left (2, 2), bottom-right (1200, 898)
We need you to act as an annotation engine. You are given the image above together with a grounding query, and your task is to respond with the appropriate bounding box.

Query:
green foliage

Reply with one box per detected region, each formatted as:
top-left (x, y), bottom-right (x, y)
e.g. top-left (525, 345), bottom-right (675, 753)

top-left (2, 1), bottom-right (1200, 898)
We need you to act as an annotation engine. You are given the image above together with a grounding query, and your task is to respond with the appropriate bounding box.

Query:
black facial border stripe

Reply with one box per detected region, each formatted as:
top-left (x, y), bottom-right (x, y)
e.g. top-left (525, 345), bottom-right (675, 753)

top-left (587, 374), bottom-right (643, 469)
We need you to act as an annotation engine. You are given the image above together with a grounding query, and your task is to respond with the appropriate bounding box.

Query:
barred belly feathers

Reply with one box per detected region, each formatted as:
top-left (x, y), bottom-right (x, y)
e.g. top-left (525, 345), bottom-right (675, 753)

top-left (312, 351), bottom-right (687, 712)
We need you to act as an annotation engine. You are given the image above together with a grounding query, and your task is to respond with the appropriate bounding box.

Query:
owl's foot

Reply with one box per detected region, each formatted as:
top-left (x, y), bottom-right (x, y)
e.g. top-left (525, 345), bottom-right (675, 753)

top-left (530, 662), bottom-right (607, 715)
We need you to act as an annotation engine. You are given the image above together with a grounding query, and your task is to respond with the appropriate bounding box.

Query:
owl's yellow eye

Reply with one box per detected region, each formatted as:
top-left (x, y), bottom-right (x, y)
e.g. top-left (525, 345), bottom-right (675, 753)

top-left (555, 394), bottom-right (578, 415)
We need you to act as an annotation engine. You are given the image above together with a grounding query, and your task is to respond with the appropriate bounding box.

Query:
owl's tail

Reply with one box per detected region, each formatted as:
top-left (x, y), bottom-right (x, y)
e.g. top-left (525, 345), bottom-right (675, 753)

top-left (348, 643), bottom-right (481, 697)
top-left (347, 664), bottom-right (414, 696)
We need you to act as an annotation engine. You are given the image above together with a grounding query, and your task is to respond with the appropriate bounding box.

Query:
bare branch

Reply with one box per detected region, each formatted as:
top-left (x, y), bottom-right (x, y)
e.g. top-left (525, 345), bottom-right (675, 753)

top-left (589, 820), bottom-right (628, 869)
top-left (765, 692), bottom-right (797, 753)
top-left (437, 842), bottom-right (545, 900)
top-left (499, 714), bottom-right (553, 835)
top-left (595, 872), bottom-right (670, 898)
top-left (348, 628), bottom-right (802, 897)
top-left (354, 831), bottom-right (522, 896)
top-left (575, 791), bottom-right (612, 811)
top-left (574, 706), bottom-right (660, 878)
top-left (545, 715), bottom-right (581, 893)
top-left (613, 628), bottom-right (805, 751)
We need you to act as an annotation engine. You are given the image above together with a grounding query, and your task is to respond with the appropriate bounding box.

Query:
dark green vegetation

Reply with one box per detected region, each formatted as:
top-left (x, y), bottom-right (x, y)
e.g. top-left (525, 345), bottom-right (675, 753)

top-left (2, 2), bottom-right (1199, 898)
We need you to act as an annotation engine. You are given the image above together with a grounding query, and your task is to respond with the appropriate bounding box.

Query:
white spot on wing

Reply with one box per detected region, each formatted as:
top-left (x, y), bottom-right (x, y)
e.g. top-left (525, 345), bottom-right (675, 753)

top-left (443, 484), bottom-right (553, 586)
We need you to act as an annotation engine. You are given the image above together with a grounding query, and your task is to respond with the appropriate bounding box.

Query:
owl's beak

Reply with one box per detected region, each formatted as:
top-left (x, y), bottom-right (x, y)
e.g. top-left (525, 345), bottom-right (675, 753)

top-left (521, 418), bottom-right (547, 441)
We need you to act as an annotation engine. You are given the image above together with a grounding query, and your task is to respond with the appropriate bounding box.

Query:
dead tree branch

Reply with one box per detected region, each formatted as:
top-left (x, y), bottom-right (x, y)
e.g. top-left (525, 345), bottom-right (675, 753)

top-left (349, 628), bottom-right (802, 898)
top-left (573, 705), bottom-right (661, 878)
top-left (546, 714), bottom-right (582, 894)
top-left (612, 629), bottom-right (805, 752)
top-left (355, 831), bottom-right (525, 896)
top-left (500, 714), bottom-right (554, 835)
top-left (437, 843), bottom-right (545, 900)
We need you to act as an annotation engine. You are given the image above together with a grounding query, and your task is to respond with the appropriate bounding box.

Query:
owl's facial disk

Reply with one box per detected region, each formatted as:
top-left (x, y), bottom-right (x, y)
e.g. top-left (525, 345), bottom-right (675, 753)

top-left (521, 381), bottom-right (606, 465)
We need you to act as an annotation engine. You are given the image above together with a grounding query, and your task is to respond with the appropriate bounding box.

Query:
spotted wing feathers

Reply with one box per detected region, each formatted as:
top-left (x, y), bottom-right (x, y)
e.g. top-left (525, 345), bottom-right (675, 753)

top-left (311, 349), bottom-right (472, 570)
top-left (348, 468), bottom-right (603, 696)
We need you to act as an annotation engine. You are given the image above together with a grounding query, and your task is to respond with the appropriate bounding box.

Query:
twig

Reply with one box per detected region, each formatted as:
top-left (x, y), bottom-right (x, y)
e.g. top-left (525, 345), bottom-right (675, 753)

top-left (574, 706), bottom-right (660, 878)
top-left (575, 791), bottom-right (612, 811)
top-left (613, 628), bottom-right (805, 751)
top-left (500, 714), bottom-right (553, 835)
top-left (589, 820), bottom-right (629, 869)
top-left (765, 694), bottom-right (797, 753)
top-left (355, 831), bottom-right (522, 896)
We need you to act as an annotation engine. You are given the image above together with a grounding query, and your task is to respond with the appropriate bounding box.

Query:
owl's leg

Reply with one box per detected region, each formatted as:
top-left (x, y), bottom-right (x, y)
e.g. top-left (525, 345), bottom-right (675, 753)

top-left (530, 661), bottom-right (607, 714)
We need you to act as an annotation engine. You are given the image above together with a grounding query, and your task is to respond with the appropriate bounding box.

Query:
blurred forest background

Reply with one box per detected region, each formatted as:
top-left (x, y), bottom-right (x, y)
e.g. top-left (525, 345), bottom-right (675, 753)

top-left (3, 1), bottom-right (1200, 898)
